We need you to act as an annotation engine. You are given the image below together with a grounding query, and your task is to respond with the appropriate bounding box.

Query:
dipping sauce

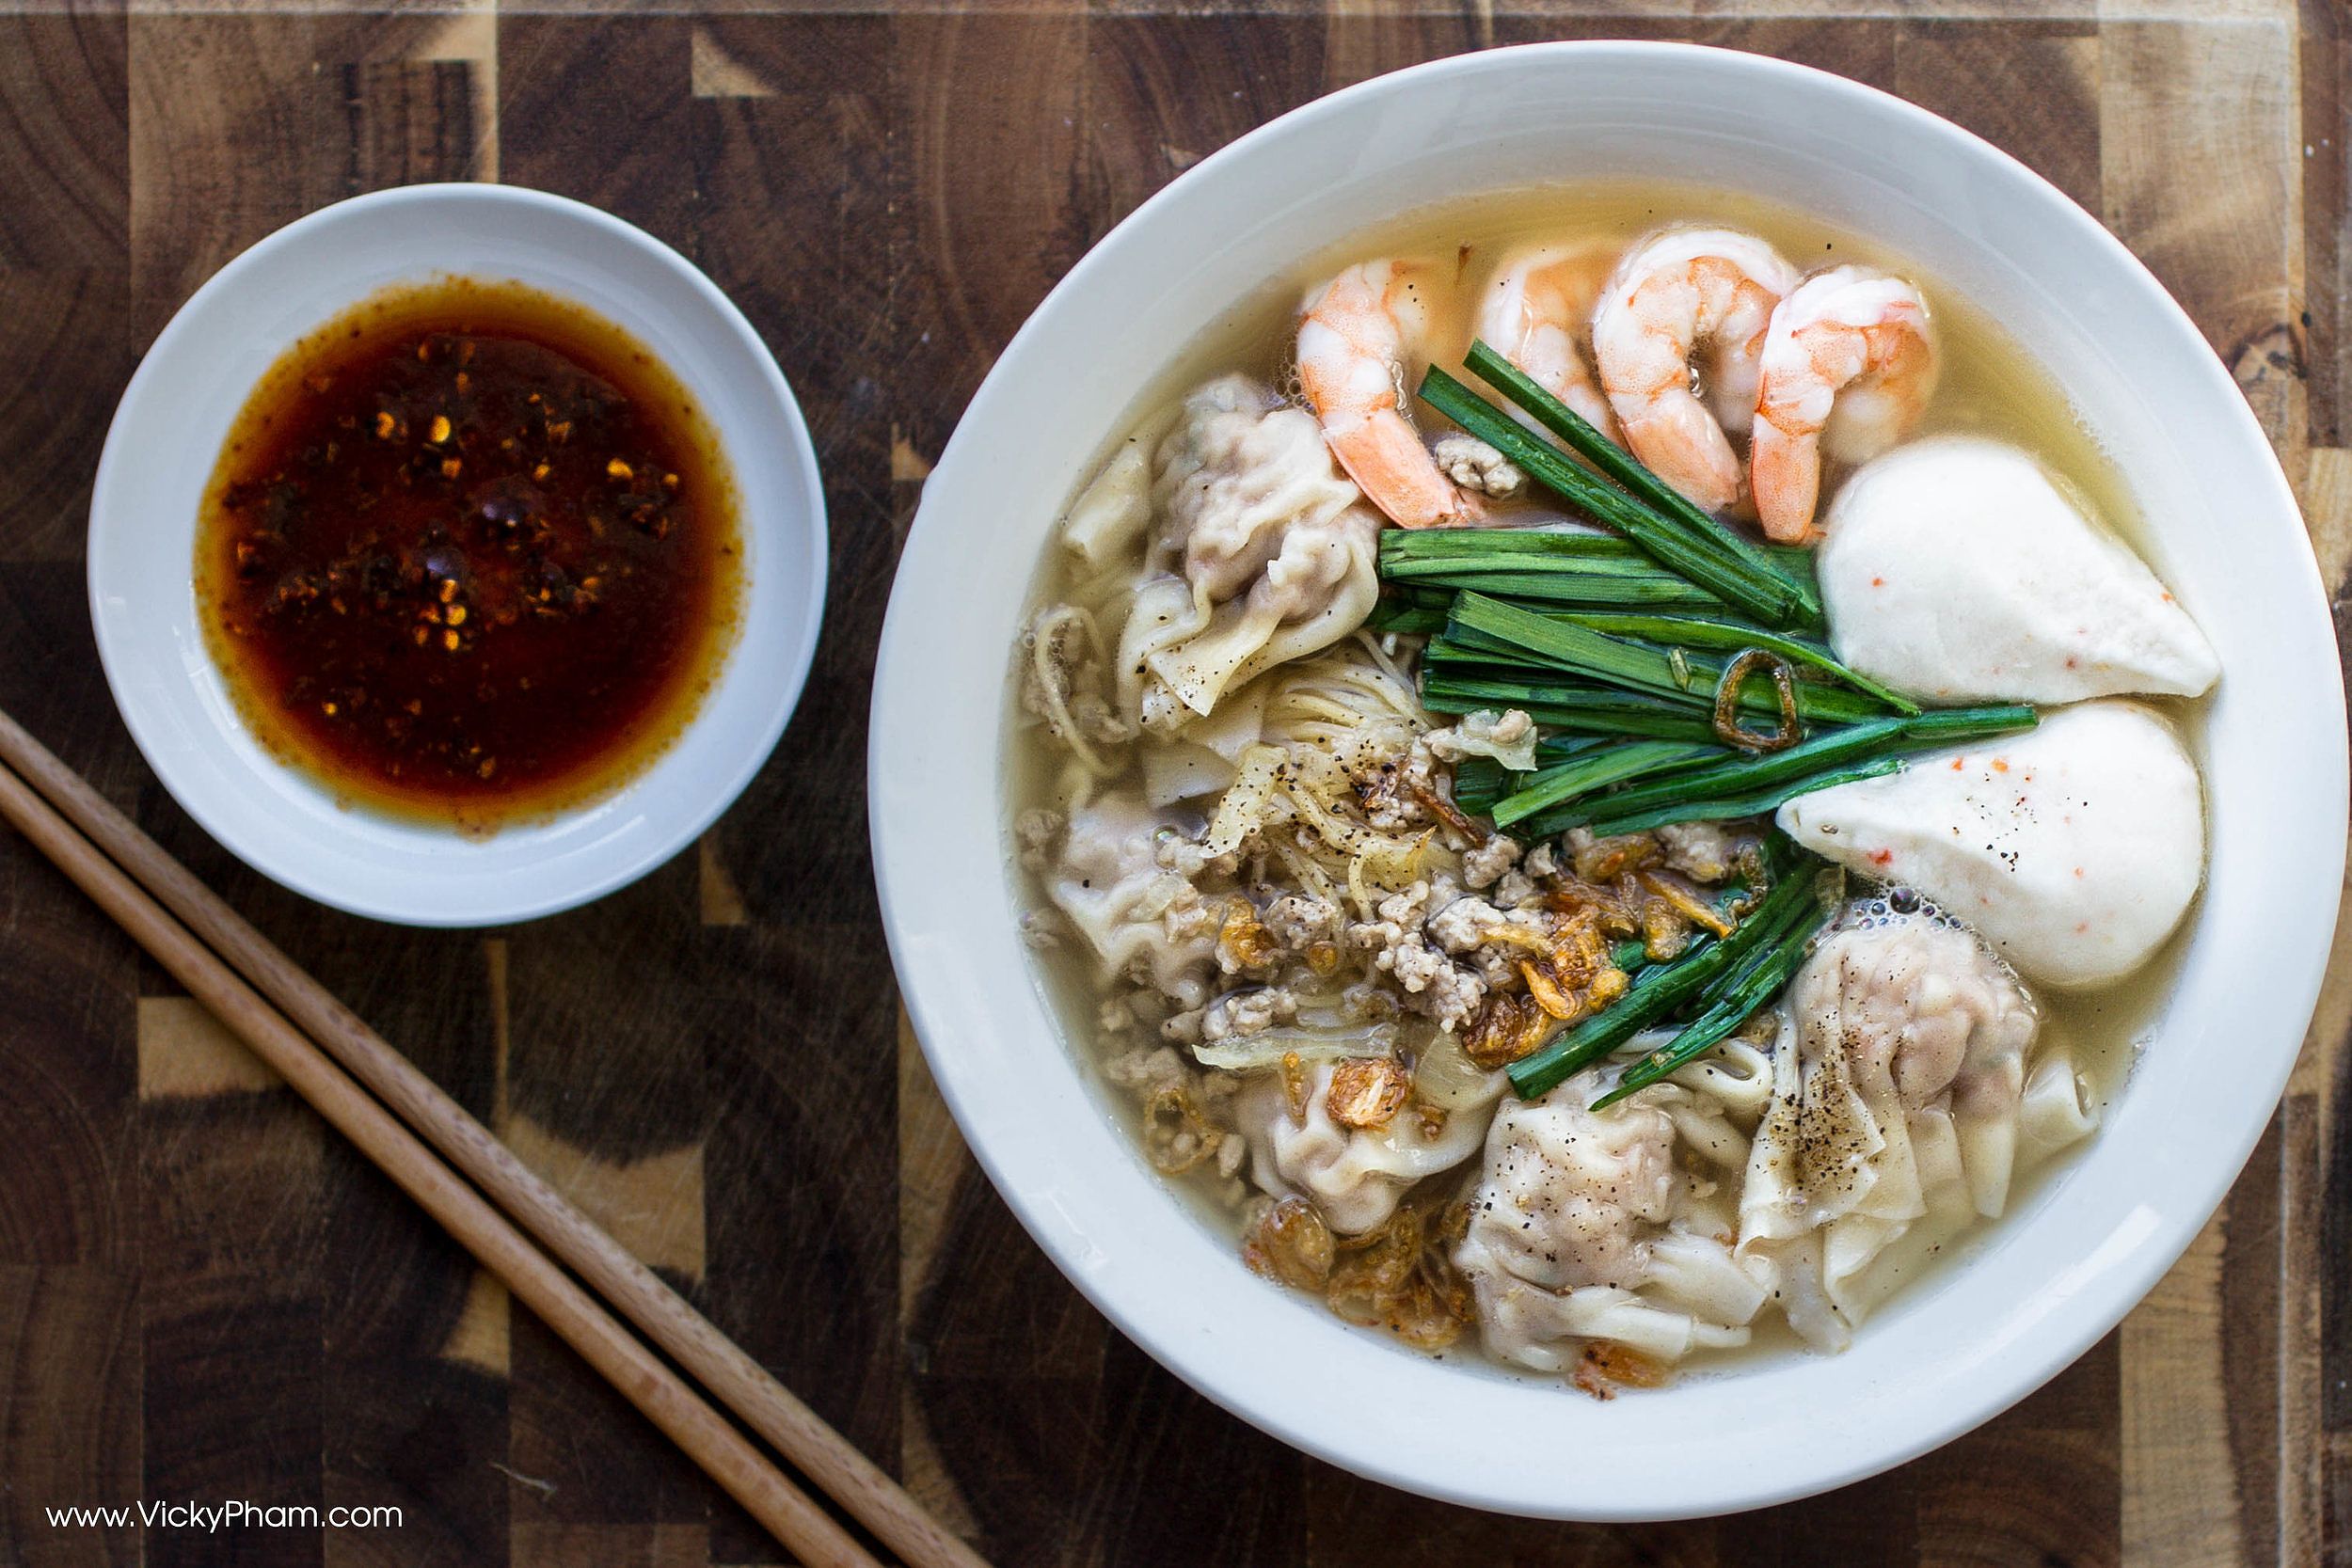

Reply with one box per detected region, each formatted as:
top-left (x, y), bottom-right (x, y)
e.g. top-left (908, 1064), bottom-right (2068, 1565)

top-left (198, 277), bottom-right (742, 832)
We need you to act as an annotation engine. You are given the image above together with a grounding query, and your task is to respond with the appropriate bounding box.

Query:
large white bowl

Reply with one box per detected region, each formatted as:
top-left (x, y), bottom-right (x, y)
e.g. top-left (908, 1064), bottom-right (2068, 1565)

top-left (870, 44), bottom-right (2344, 1518)
top-left (90, 183), bottom-right (827, 927)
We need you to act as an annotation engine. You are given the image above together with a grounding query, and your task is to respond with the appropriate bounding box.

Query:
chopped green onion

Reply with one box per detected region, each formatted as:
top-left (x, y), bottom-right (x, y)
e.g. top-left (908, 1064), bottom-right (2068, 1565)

top-left (1761, 542), bottom-right (1820, 592)
top-left (1580, 709), bottom-right (2033, 822)
top-left (1380, 528), bottom-right (1647, 562)
top-left (1381, 563), bottom-right (1729, 611)
top-left (1365, 598), bottom-right (1449, 636)
top-left (1534, 734), bottom-right (1613, 766)
top-left (1381, 548), bottom-right (1661, 579)
top-left (1414, 570), bottom-right (1727, 611)
top-left (1375, 529), bottom-right (1813, 615)
top-left (1896, 704), bottom-right (2042, 747)
top-left (1563, 705), bottom-right (2042, 836)
top-left (1448, 756), bottom-right (1515, 819)
top-left (1676, 862), bottom-right (1825, 1019)
top-left (1573, 718), bottom-right (1903, 816)
top-left (1506, 935), bottom-right (1724, 1101)
top-left (1381, 528), bottom-right (1814, 584)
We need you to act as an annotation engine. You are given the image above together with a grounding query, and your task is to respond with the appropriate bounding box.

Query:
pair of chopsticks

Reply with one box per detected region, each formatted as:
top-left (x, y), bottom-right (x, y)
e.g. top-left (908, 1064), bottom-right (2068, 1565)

top-left (0, 709), bottom-right (988, 1568)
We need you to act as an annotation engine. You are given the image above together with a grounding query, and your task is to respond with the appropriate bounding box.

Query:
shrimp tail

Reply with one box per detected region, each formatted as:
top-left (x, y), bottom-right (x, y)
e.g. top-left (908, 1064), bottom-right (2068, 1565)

top-left (1751, 412), bottom-right (1821, 543)
top-left (1327, 416), bottom-right (1484, 529)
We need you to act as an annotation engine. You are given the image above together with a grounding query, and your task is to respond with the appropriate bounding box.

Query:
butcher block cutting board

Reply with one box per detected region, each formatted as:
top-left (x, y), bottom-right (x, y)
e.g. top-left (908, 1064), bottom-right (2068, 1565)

top-left (0, 3), bottom-right (2343, 1565)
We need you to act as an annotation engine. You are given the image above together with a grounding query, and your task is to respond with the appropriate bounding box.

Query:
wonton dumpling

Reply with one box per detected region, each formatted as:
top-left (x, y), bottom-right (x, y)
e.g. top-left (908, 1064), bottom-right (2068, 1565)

top-left (1046, 795), bottom-right (1218, 1007)
top-left (1818, 437), bottom-right (2217, 704)
top-left (1237, 1058), bottom-right (1497, 1235)
top-left (1739, 904), bottom-right (2091, 1349)
top-left (1454, 1065), bottom-right (1773, 1370)
top-left (1776, 701), bottom-right (2203, 988)
top-left (1117, 375), bottom-right (1382, 732)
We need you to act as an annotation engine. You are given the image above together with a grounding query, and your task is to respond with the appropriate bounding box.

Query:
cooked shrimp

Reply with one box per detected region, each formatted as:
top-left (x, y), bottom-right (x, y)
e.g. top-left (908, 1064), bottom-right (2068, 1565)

top-left (1476, 242), bottom-right (1621, 437)
top-left (1591, 229), bottom-right (1799, 514)
top-left (1750, 266), bottom-right (1938, 543)
top-left (1297, 260), bottom-right (1478, 530)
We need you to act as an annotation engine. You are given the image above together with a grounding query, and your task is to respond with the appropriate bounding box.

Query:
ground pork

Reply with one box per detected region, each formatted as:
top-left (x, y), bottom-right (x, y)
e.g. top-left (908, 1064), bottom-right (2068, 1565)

top-left (1154, 832), bottom-right (1242, 880)
top-left (1359, 746), bottom-right (1441, 833)
top-left (1202, 987), bottom-right (1299, 1041)
top-left (1427, 894), bottom-right (1518, 955)
top-left (1347, 880), bottom-right (1494, 1032)
top-left (1262, 893), bottom-right (1339, 950)
top-left (1432, 434), bottom-right (1526, 499)
top-left (1460, 832), bottom-right (1522, 891)
top-left (1422, 710), bottom-right (1537, 783)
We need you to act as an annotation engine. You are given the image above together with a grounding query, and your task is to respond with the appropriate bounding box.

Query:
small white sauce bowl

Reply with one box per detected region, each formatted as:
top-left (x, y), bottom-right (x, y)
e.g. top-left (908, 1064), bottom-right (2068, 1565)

top-left (89, 183), bottom-right (825, 927)
top-left (871, 44), bottom-right (2344, 1518)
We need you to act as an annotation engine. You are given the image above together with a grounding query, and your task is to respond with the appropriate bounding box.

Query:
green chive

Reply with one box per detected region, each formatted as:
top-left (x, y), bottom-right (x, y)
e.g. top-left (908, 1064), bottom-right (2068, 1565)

top-left (1462, 339), bottom-right (1825, 627)
top-left (1506, 854), bottom-right (1821, 1101)
top-left (1489, 740), bottom-right (1722, 829)
top-left (1448, 593), bottom-right (1891, 724)
top-left (1594, 892), bottom-right (1834, 1109)
top-left (1419, 367), bottom-right (1809, 627)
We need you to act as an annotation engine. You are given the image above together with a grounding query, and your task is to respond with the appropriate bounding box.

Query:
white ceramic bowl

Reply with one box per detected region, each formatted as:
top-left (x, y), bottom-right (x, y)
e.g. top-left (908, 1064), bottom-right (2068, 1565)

top-left (871, 44), bottom-right (2344, 1518)
top-left (90, 183), bottom-right (826, 927)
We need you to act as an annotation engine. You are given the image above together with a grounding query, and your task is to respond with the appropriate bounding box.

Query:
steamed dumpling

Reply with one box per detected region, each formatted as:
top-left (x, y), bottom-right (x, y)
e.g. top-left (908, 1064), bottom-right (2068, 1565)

top-left (1454, 1063), bottom-right (1773, 1370)
top-left (1115, 374), bottom-right (1382, 732)
top-left (1818, 437), bottom-right (2217, 704)
top-left (1045, 795), bottom-right (1219, 1007)
top-left (1738, 904), bottom-right (2092, 1350)
top-left (1237, 1057), bottom-right (1497, 1235)
top-left (1776, 702), bottom-right (2203, 988)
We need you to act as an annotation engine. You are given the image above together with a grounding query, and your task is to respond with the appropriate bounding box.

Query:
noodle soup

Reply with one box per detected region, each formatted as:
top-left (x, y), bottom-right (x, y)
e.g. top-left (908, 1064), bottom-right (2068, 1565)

top-left (1006, 185), bottom-right (2212, 1389)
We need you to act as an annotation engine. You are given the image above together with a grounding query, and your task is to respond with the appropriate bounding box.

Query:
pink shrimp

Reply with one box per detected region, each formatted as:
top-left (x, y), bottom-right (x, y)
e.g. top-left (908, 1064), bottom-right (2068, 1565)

top-left (1296, 260), bottom-right (1479, 530)
top-left (1475, 241), bottom-right (1621, 438)
top-left (1591, 229), bottom-right (1799, 514)
top-left (1750, 266), bottom-right (1938, 543)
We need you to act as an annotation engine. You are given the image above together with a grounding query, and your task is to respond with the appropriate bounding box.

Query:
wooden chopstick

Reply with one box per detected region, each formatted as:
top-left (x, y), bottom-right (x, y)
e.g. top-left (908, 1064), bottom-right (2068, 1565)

top-left (0, 752), bottom-right (880, 1567)
top-left (0, 710), bottom-right (990, 1568)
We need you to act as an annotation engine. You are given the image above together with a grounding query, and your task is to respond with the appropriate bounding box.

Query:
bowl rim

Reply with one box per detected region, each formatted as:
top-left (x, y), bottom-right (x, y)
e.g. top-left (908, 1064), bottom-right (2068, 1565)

top-left (88, 181), bottom-right (828, 927)
top-left (872, 39), bottom-right (2345, 1517)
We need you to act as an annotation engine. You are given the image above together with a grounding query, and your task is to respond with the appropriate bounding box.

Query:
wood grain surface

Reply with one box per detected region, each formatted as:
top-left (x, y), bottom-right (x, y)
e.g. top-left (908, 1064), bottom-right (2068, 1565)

top-left (0, 4), bottom-right (2342, 1566)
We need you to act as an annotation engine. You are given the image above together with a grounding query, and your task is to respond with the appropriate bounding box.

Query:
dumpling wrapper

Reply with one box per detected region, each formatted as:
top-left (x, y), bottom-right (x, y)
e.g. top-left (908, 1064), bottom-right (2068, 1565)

top-left (1819, 436), bottom-right (2218, 704)
top-left (1776, 701), bottom-right (2203, 988)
